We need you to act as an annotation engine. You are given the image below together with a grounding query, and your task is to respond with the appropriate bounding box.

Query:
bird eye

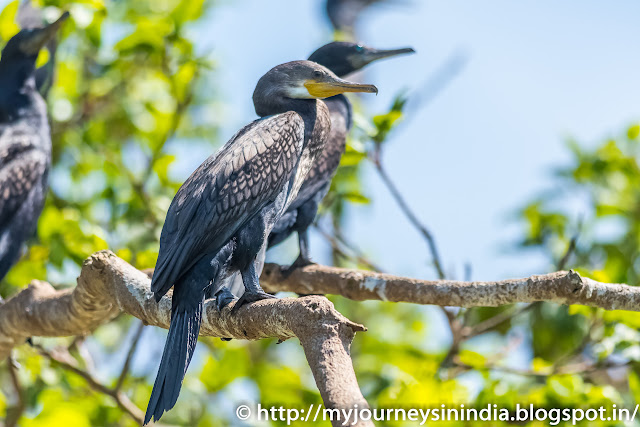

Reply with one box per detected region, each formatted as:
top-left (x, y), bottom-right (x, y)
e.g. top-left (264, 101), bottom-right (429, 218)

top-left (355, 45), bottom-right (364, 52)
top-left (313, 70), bottom-right (323, 78)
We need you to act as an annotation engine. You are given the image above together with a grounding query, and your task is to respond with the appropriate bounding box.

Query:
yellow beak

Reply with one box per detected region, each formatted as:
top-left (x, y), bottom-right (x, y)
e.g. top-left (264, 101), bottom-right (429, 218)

top-left (304, 77), bottom-right (378, 98)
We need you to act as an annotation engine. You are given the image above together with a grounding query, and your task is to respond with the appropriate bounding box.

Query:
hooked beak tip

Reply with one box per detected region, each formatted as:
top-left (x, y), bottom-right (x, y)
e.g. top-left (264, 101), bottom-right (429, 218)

top-left (58, 11), bottom-right (71, 22)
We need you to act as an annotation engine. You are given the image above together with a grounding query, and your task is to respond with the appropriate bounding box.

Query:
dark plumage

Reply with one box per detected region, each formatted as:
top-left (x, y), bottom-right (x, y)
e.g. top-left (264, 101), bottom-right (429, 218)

top-left (267, 42), bottom-right (414, 270)
top-left (0, 13), bottom-right (68, 283)
top-left (144, 60), bottom-right (377, 424)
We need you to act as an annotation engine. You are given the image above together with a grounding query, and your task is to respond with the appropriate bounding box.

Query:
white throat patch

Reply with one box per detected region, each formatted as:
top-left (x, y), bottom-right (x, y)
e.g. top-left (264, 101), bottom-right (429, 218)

top-left (285, 85), bottom-right (316, 99)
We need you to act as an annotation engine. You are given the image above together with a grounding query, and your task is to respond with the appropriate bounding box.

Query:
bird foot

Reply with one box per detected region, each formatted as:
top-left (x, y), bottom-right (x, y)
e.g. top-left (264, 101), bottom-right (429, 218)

top-left (214, 287), bottom-right (237, 312)
top-left (231, 290), bottom-right (276, 314)
top-left (280, 255), bottom-right (315, 278)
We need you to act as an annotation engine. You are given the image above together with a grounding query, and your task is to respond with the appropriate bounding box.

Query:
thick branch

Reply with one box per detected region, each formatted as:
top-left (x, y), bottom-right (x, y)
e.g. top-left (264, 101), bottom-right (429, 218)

top-left (261, 264), bottom-right (640, 311)
top-left (0, 251), bottom-right (370, 427)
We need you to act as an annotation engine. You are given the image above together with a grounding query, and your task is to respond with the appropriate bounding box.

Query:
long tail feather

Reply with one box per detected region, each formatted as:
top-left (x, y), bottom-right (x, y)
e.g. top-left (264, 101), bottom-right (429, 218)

top-left (144, 301), bottom-right (203, 424)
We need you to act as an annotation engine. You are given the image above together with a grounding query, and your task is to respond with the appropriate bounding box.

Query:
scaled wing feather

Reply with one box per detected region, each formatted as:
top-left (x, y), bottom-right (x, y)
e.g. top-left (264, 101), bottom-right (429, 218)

top-left (150, 112), bottom-right (305, 297)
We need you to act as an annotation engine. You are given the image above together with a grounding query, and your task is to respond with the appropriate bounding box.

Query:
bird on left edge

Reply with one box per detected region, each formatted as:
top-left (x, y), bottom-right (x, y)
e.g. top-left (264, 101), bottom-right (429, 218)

top-left (0, 11), bottom-right (69, 283)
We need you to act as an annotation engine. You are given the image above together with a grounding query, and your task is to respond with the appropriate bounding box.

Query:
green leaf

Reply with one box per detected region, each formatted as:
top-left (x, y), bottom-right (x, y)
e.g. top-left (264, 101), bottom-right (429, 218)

top-left (172, 0), bottom-right (206, 23)
top-left (0, 0), bottom-right (19, 41)
top-left (339, 191), bottom-right (370, 204)
top-left (458, 350), bottom-right (486, 369)
top-left (153, 154), bottom-right (176, 185)
top-left (115, 19), bottom-right (173, 53)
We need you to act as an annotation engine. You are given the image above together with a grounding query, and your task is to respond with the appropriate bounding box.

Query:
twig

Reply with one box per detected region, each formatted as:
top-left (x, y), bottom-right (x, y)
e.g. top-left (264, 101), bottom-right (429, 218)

top-left (371, 154), bottom-right (446, 280)
top-left (315, 224), bottom-right (382, 271)
top-left (453, 358), bottom-right (630, 378)
top-left (557, 229), bottom-right (580, 271)
top-left (33, 344), bottom-right (145, 424)
top-left (5, 357), bottom-right (26, 427)
top-left (115, 320), bottom-right (145, 391)
top-left (462, 304), bottom-right (536, 339)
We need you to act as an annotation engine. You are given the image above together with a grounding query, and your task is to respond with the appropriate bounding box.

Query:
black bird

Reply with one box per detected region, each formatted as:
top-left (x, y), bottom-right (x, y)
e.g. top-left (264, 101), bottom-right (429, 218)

top-left (0, 12), bottom-right (68, 283)
top-left (144, 60), bottom-right (377, 424)
top-left (267, 42), bottom-right (414, 270)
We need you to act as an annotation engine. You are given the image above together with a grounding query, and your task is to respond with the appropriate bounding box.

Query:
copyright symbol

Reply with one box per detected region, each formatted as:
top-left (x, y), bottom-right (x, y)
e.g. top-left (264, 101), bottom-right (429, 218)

top-left (236, 404), bottom-right (251, 421)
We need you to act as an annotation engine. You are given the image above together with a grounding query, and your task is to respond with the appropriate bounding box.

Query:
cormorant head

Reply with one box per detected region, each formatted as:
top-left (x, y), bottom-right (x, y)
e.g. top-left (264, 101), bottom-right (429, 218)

top-left (308, 41), bottom-right (414, 77)
top-left (253, 60), bottom-right (377, 116)
top-left (0, 11), bottom-right (68, 80)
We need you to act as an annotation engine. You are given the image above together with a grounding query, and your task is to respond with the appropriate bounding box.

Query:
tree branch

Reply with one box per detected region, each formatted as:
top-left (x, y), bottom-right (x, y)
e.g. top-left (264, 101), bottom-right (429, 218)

top-left (2, 251), bottom-right (638, 426)
top-left (260, 263), bottom-right (640, 311)
top-left (0, 251), bottom-right (370, 427)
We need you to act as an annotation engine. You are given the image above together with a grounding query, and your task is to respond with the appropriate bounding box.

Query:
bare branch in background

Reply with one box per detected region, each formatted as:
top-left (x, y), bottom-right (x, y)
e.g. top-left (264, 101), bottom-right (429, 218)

top-left (371, 155), bottom-right (447, 279)
top-left (453, 358), bottom-right (630, 378)
top-left (33, 343), bottom-right (145, 424)
top-left (5, 357), bottom-right (26, 427)
top-left (315, 224), bottom-right (382, 271)
top-left (366, 51), bottom-right (469, 279)
top-left (115, 320), bottom-right (145, 392)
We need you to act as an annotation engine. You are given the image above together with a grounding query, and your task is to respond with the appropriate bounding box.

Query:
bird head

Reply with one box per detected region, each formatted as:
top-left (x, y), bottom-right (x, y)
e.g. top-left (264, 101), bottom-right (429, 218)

top-left (0, 11), bottom-right (68, 65)
top-left (253, 60), bottom-right (377, 116)
top-left (308, 41), bottom-right (414, 77)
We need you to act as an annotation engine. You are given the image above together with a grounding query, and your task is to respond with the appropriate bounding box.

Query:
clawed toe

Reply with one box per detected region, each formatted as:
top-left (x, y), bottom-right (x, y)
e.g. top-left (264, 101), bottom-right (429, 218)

top-left (215, 287), bottom-right (237, 312)
top-left (231, 291), bottom-right (276, 314)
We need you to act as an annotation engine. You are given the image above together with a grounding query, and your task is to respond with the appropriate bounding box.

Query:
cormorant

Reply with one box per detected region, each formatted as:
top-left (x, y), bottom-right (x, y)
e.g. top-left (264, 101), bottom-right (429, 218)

top-left (144, 60), bottom-right (377, 424)
top-left (0, 12), bottom-right (69, 283)
top-left (267, 42), bottom-right (414, 270)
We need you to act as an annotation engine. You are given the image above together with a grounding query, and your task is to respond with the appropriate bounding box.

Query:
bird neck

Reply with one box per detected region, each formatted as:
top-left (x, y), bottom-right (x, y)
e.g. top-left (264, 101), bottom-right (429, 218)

top-left (0, 58), bottom-right (38, 119)
top-left (255, 97), bottom-right (327, 143)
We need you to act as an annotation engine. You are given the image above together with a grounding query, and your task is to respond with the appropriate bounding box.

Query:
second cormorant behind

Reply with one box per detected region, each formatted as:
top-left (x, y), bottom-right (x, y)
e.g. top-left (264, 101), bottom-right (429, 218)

top-left (267, 42), bottom-right (414, 270)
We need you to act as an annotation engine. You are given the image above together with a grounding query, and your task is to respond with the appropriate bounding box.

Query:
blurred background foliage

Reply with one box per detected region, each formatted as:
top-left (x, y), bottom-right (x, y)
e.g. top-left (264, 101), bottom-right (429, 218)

top-left (0, 0), bottom-right (640, 426)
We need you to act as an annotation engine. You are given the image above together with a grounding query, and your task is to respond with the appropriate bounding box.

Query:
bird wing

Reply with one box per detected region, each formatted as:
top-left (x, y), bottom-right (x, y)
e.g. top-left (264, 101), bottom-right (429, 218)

top-left (0, 126), bottom-right (48, 227)
top-left (151, 112), bottom-right (305, 298)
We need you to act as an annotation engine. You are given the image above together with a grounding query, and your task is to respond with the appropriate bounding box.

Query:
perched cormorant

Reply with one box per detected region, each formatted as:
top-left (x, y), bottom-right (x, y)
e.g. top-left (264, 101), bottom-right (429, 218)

top-left (0, 12), bottom-right (68, 283)
top-left (144, 60), bottom-right (377, 424)
top-left (267, 42), bottom-right (414, 270)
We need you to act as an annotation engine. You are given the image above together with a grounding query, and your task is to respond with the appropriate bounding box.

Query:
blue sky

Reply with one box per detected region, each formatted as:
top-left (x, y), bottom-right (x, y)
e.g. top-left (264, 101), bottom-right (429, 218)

top-left (192, 0), bottom-right (640, 281)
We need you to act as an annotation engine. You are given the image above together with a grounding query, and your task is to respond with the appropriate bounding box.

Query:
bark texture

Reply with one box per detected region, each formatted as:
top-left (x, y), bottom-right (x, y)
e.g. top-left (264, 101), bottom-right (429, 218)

top-left (261, 263), bottom-right (640, 310)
